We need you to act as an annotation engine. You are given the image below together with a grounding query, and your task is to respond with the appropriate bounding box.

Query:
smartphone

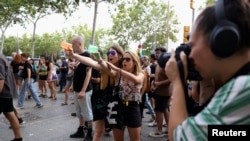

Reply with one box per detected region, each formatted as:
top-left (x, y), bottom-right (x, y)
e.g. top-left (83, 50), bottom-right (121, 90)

top-left (88, 45), bottom-right (99, 59)
top-left (92, 52), bottom-right (100, 59)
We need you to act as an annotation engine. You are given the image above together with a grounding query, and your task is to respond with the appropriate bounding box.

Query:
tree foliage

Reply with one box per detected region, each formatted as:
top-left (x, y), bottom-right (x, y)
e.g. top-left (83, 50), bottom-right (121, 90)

top-left (206, 0), bottom-right (215, 6)
top-left (0, 0), bottom-right (23, 54)
top-left (18, 0), bottom-right (81, 58)
top-left (0, 0), bottom-right (81, 57)
top-left (3, 24), bottom-right (108, 59)
top-left (110, 0), bottom-right (179, 55)
top-left (2, 0), bottom-right (181, 58)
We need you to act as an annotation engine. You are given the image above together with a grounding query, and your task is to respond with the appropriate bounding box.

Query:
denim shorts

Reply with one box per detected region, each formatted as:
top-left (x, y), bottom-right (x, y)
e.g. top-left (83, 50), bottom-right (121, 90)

top-left (66, 79), bottom-right (73, 87)
top-left (74, 90), bottom-right (93, 121)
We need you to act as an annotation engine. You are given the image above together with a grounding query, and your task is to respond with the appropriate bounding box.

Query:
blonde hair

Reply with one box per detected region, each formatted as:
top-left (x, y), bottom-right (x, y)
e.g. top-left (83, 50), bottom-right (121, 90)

top-left (124, 51), bottom-right (142, 75)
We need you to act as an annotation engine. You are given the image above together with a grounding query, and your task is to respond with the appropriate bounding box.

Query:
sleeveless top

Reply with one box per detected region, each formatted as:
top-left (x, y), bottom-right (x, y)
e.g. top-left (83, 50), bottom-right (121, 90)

top-left (38, 65), bottom-right (47, 76)
top-left (115, 76), bottom-right (142, 102)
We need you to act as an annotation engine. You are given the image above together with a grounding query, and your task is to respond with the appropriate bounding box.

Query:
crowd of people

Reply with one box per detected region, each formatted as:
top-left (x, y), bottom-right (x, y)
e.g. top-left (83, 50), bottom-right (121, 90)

top-left (1, 0), bottom-right (250, 141)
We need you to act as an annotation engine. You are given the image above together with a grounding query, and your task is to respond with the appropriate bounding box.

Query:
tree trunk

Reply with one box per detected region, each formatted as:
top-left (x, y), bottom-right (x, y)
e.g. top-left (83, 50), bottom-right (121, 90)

top-left (0, 32), bottom-right (4, 54)
top-left (31, 22), bottom-right (37, 58)
top-left (91, 0), bottom-right (98, 45)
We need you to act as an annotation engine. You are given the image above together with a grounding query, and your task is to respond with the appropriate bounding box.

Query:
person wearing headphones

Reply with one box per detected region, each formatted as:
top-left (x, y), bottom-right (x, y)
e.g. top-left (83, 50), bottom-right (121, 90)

top-left (165, 0), bottom-right (250, 141)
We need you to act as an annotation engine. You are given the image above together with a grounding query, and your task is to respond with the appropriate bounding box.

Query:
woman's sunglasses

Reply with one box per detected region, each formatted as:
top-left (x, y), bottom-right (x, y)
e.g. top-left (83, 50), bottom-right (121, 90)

top-left (106, 51), bottom-right (116, 56)
top-left (122, 57), bottom-right (132, 62)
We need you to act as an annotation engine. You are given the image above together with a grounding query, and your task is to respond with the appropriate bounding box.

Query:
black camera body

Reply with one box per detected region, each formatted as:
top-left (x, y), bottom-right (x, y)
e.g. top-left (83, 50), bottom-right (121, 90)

top-left (158, 43), bottom-right (202, 81)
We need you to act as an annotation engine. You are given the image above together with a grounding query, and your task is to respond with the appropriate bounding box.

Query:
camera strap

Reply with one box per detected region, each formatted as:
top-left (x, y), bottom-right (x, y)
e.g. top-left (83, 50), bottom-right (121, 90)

top-left (176, 55), bottom-right (197, 114)
top-left (176, 54), bottom-right (187, 90)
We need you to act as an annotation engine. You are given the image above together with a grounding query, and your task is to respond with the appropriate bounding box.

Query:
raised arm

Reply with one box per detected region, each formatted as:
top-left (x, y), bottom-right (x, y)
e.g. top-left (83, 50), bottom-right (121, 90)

top-left (66, 50), bottom-right (111, 74)
top-left (106, 61), bottom-right (144, 84)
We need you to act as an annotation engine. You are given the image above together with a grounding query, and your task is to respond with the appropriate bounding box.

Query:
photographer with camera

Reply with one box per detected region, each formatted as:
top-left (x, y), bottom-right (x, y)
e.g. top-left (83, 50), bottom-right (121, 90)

top-left (165, 0), bottom-right (250, 141)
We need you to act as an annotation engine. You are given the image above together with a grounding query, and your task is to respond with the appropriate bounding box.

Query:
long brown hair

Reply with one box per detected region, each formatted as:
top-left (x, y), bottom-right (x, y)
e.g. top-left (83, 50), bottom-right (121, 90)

top-left (100, 44), bottom-right (125, 90)
top-left (13, 54), bottom-right (22, 64)
top-left (109, 44), bottom-right (124, 68)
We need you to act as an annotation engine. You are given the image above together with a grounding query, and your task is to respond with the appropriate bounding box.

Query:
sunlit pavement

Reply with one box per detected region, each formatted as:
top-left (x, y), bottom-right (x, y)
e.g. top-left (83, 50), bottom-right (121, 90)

top-left (0, 83), bottom-right (167, 141)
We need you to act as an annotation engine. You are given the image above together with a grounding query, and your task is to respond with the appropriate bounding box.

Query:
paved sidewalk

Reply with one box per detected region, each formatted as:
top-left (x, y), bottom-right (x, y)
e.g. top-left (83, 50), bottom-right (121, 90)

top-left (0, 85), bottom-right (168, 141)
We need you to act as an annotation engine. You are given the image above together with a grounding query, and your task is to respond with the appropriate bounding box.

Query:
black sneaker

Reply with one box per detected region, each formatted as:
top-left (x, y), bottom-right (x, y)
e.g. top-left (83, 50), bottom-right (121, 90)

top-left (105, 127), bottom-right (112, 133)
top-left (18, 118), bottom-right (25, 124)
top-left (11, 138), bottom-right (23, 141)
top-left (9, 118), bottom-right (25, 129)
top-left (71, 113), bottom-right (77, 117)
top-left (69, 127), bottom-right (85, 138)
top-left (84, 136), bottom-right (93, 141)
top-left (34, 104), bottom-right (43, 108)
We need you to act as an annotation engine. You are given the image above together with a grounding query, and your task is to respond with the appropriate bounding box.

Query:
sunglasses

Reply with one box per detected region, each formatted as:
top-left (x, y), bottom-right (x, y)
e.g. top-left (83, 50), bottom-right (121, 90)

top-left (106, 51), bottom-right (116, 56)
top-left (122, 57), bottom-right (132, 62)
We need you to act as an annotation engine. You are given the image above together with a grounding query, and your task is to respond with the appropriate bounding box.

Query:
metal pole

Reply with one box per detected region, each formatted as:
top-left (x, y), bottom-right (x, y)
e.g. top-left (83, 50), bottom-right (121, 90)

top-left (16, 33), bottom-right (19, 53)
top-left (91, 0), bottom-right (98, 45)
top-left (154, 30), bottom-right (156, 49)
top-left (192, 9), bottom-right (195, 25)
top-left (166, 0), bottom-right (170, 51)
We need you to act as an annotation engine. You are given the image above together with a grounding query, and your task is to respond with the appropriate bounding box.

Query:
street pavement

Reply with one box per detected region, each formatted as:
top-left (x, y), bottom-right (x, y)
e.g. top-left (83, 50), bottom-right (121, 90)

top-left (0, 83), bottom-right (168, 141)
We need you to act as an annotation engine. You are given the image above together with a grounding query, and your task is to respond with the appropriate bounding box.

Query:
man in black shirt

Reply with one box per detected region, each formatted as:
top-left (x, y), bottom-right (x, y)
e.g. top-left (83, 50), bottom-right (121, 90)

top-left (17, 53), bottom-right (43, 109)
top-left (0, 54), bottom-right (23, 141)
top-left (69, 36), bottom-right (93, 141)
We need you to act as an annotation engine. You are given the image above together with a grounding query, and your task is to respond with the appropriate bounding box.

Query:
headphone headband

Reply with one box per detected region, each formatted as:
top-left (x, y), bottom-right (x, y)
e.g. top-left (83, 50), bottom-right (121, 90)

top-left (210, 0), bottom-right (241, 58)
top-left (215, 0), bottom-right (226, 21)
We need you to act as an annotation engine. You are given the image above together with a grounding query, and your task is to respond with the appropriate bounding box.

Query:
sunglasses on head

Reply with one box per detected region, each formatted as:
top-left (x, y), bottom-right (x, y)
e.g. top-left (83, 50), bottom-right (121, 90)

top-left (122, 57), bottom-right (132, 62)
top-left (106, 51), bottom-right (116, 56)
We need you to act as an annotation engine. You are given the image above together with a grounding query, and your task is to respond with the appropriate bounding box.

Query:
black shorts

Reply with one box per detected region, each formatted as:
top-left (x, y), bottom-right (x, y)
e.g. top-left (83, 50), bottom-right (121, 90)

top-left (0, 98), bottom-right (14, 114)
top-left (147, 92), bottom-right (156, 99)
top-left (154, 95), bottom-right (170, 112)
top-left (123, 101), bottom-right (141, 128)
top-left (39, 75), bottom-right (48, 80)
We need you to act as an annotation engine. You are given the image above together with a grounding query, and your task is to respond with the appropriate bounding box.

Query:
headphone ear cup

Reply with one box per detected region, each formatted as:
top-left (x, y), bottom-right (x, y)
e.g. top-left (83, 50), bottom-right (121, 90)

top-left (210, 21), bottom-right (241, 58)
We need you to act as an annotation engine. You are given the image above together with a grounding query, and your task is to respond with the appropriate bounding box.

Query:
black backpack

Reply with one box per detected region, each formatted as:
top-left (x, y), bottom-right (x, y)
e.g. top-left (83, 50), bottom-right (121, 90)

top-left (31, 66), bottom-right (37, 81)
top-left (22, 61), bottom-right (37, 81)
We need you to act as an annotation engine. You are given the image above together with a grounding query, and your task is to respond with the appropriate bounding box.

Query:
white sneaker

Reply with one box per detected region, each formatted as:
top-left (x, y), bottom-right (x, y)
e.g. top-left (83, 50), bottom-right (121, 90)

top-left (148, 132), bottom-right (165, 137)
top-left (16, 106), bottom-right (24, 109)
top-left (163, 131), bottom-right (168, 136)
top-left (147, 120), bottom-right (157, 127)
top-left (148, 118), bottom-right (155, 122)
top-left (163, 120), bottom-right (167, 127)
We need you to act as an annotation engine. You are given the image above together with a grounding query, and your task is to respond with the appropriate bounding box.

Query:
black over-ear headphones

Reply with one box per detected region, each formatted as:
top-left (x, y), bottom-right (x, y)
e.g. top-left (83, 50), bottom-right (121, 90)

top-left (210, 0), bottom-right (241, 58)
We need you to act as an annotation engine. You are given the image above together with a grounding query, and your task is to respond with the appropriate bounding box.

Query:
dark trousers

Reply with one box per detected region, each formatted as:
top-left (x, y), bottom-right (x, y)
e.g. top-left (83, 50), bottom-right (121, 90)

top-left (139, 93), bottom-right (146, 118)
top-left (59, 73), bottom-right (67, 91)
